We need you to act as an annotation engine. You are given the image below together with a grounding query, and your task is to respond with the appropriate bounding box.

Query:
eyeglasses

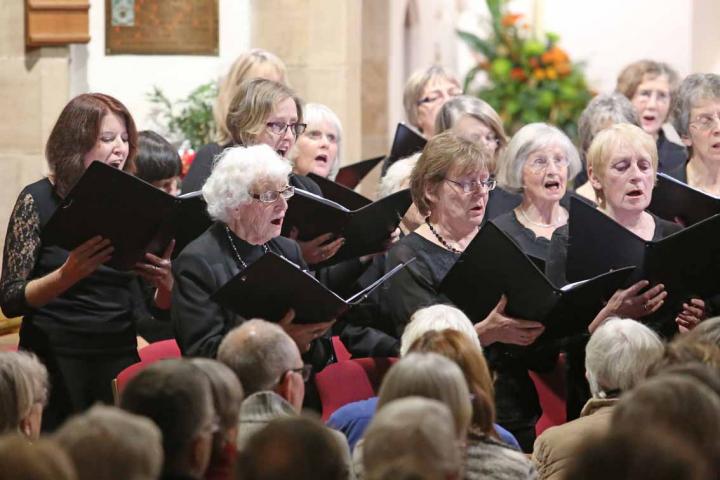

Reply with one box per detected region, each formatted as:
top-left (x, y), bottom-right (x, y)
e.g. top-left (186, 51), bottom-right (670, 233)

top-left (690, 112), bottom-right (720, 132)
top-left (445, 177), bottom-right (496, 193)
top-left (416, 88), bottom-right (462, 106)
top-left (266, 122), bottom-right (308, 136)
top-left (290, 364), bottom-right (313, 382)
top-left (526, 155), bottom-right (570, 172)
top-left (252, 185), bottom-right (295, 203)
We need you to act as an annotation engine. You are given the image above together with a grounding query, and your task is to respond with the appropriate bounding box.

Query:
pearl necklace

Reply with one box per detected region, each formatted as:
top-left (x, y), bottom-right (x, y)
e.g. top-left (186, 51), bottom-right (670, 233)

top-left (516, 207), bottom-right (566, 229)
top-left (425, 217), bottom-right (462, 254)
top-left (225, 225), bottom-right (268, 269)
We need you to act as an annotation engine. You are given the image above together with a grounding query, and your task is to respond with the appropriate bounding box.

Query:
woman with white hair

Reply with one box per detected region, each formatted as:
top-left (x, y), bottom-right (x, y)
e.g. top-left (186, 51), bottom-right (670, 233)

top-left (494, 123), bottom-right (582, 265)
top-left (289, 103), bottom-right (343, 179)
top-left (172, 144), bottom-right (334, 361)
top-left (532, 318), bottom-right (664, 480)
top-left (0, 351), bottom-right (49, 439)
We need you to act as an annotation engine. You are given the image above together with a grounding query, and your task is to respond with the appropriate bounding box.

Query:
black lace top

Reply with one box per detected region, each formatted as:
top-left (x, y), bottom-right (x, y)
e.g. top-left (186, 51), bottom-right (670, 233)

top-left (0, 179), bottom-right (141, 355)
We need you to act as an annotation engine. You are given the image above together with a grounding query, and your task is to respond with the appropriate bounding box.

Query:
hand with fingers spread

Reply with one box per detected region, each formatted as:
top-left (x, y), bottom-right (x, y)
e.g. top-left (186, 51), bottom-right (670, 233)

top-left (59, 236), bottom-right (114, 286)
top-left (676, 297), bottom-right (706, 333)
top-left (278, 309), bottom-right (335, 352)
top-left (295, 232), bottom-right (345, 266)
top-left (134, 240), bottom-right (175, 309)
top-left (589, 280), bottom-right (666, 332)
top-left (475, 295), bottom-right (545, 346)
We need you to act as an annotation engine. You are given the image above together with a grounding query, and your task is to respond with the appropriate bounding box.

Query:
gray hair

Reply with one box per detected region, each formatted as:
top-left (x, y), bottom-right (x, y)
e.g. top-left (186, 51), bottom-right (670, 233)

top-left (585, 318), bottom-right (664, 398)
top-left (288, 103), bottom-right (343, 179)
top-left (202, 144), bottom-right (292, 223)
top-left (497, 122), bottom-right (582, 194)
top-left (0, 351), bottom-right (48, 435)
top-left (377, 352), bottom-right (472, 438)
top-left (188, 358), bottom-right (244, 432)
top-left (363, 397), bottom-right (462, 480)
top-left (434, 95), bottom-right (508, 150)
top-left (54, 405), bottom-right (163, 480)
top-left (378, 154), bottom-right (419, 199)
top-left (217, 319), bottom-right (300, 395)
top-left (672, 73), bottom-right (720, 139)
top-left (400, 304), bottom-right (481, 357)
top-left (682, 316), bottom-right (720, 347)
top-left (403, 65), bottom-right (460, 131)
top-left (578, 93), bottom-right (640, 155)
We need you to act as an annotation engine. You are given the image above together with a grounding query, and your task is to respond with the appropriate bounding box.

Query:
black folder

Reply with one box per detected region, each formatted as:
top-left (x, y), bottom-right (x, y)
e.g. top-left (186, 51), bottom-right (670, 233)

top-left (212, 252), bottom-right (415, 324)
top-left (566, 196), bottom-right (720, 300)
top-left (307, 173), bottom-right (372, 211)
top-left (381, 123), bottom-right (427, 175)
top-left (334, 156), bottom-right (385, 189)
top-left (42, 161), bottom-right (212, 270)
top-left (282, 188), bottom-right (412, 266)
top-left (648, 172), bottom-right (720, 226)
top-left (439, 222), bottom-right (635, 344)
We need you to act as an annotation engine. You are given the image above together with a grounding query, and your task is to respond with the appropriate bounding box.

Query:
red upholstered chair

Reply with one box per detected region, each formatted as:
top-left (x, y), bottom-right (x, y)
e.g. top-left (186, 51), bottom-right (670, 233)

top-left (331, 336), bottom-right (352, 362)
top-left (138, 339), bottom-right (181, 362)
top-left (112, 361), bottom-right (147, 404)
top-left (530, 353), bottom-right (567, 435)
top-left (315, 357), bottom-right (398, 421)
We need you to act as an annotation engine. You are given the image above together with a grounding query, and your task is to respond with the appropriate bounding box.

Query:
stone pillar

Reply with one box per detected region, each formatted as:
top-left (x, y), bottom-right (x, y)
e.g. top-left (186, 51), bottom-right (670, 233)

top-left (250, 0), bottom-right (362, 173)
top-left (0, 0), bottom-right (71, 267)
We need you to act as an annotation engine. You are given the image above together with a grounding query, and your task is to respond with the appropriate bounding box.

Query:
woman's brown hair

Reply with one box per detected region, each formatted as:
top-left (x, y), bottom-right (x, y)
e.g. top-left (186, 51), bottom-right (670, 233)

top-left (408, 329), bottom-right (497, 437)
top-left (45, 93), bottom-right (138, 198)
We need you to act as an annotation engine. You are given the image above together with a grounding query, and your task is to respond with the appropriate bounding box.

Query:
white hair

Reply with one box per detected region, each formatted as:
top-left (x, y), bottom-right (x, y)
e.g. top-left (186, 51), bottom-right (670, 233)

top-left (585, 317), bottom-right (664, 398)
top-left (497, 122), bottom-right (582, 194)
top-left (202, 144), bottom-right (292, 223)
top-left (378, 154), bottom-right (419, 199)
top-left (288, 103), bottom-right (343, 179)
top-left (400, 304), bottom-right (481, 357)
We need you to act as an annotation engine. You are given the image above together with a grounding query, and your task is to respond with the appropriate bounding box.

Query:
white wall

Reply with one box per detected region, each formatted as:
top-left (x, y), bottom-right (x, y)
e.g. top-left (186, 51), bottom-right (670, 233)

top-left (457, 0), bottom-right (694, 95)
top-left (70, 0), bottom-right (250, 134)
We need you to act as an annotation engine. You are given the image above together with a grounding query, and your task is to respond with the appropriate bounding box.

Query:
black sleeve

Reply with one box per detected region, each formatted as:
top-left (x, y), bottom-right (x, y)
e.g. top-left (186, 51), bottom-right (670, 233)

top-left (181, 143), bottom-right (223, 193)
top-left (545, 225), bottom-right (569, 287)
top-left (0, 192), bottom-right (42, 318)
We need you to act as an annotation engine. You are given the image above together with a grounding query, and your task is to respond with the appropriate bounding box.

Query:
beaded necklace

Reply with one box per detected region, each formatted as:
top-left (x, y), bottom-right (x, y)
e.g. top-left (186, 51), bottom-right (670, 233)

top-left (224, 225), bottom-right (269, 269)
top-left (425, 217), bottom-right (462, 254)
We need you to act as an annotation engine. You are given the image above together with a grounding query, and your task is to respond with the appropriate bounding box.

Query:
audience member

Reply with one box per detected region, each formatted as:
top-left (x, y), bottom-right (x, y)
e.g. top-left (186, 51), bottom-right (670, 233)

top-left (362, 397), bottom-right (462, 480)
top-left (54, 405), bottom-right (163, 480)
top-left (0, 351), bottom-right (49, 439)
top-left (236, 416), bottom-right (348, 480)
top-left (532, 318), bottom-right (664, 480)
top-left (0, 435), bottom-right (77, 480)
top-left (120, 359), bottom-right (216, 480)
top-left (189, 358), bottom-right (244, 480)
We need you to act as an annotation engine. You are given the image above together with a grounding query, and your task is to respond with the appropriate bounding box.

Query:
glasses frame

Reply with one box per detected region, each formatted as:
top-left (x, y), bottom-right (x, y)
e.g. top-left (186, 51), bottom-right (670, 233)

top-left (290, 364), bottom-right (313, 382)
top-left (525, 156), bottom-right (570, 173)
top-left (266, 121), bottom-right (308, 136)
top-left (251, 185), bottom-right (295, 203)
top-left (444, 177), bottom-right (496, 194)
top-left (690, 112), bottom-right (720, 132)
top-left (416, 88), bottom-right (462, 106)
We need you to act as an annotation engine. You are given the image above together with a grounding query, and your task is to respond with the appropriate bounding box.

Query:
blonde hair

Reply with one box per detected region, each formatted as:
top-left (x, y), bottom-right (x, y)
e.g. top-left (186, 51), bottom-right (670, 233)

top-left (214, 49), bottom-right (287, 145)
top-left (0, 351), bottom-right (49, 435)
top-left (410, 131), bottom-right (495, 216)
top-left (226, 78), bottom-right (303, 147)
top-left (434, 95), bottom-right (508, 153)
top-left (403, 65), bottom-right (460, 132)
top-left (586, 123), bottom-right (658, 208)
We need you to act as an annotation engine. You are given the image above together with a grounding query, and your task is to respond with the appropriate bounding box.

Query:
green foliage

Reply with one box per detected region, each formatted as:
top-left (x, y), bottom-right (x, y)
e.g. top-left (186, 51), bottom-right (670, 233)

top-left (147, 82), bottom-right (217, 149)
top-left (459, 0), bottom-right (593, 140)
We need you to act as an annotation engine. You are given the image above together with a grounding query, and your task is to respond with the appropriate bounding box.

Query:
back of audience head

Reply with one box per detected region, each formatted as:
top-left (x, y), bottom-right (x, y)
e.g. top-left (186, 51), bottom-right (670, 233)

top-left (564, 427), bottom-right (714, 480)
top-left (584, 317), bottom-right (664, 399)
top-left (577, 92), bottom-right (640, 156)
top-left (648, 336), bottom-right (720, 375)
top-left (215, 49), bottom-right (288, 145)
top-left (681, 315), bottom-right (720, 346)
top-left (377, 352), bottom-right (471, 439)
top-left (0, 351), bottom-right (48, 439)
top-left (189, 358), bottom-right (244, 466)
top-left (0, 435), bottom-right (77, 480)
top-left (434, 95), bottom-right (508, 157)
top-left (135, 130), bottom-right (182, 195)
top-left (400, 304), bottom-right (481, 357)
top-left (648, 362), bottom-right (720, 397)
top-left (119, 359), bottom-right (215, 479)
top-left (54, 405), bottom-right (162, 480)
top-left (407, 329), bottom-right (496, 437)
top-left (217, 319), bottom-right (305, 411)
top-left (404, 65), bottom-right (462, 137)
top-left (611, 374), bottom-right (720, 468)
top-left (236, 416), bottom-right (347, 480)
top-left (363, 397), bottom-right (462, 480)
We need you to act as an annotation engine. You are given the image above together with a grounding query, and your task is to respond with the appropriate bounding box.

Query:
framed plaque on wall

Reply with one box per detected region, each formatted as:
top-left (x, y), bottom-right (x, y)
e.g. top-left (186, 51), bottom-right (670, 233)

top-left (105, 0), bottom-right (218, 55)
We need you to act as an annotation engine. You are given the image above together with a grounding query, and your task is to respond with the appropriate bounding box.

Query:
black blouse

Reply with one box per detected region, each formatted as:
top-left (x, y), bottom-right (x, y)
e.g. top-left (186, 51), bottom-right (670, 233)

top-left (492, 210), bottom-right (552, 265)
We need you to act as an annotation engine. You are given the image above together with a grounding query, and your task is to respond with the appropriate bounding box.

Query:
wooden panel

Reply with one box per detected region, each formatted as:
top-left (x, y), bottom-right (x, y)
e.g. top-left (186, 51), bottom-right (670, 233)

top-left (105, 0), bottom-right (219, 56)
top-left (26, 0), bottom-right (90, 47)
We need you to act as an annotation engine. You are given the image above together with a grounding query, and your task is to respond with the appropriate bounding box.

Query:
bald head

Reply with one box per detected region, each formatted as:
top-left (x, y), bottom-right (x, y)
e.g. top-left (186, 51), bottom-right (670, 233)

top-left (217, 319), bottom-right (301, 395)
